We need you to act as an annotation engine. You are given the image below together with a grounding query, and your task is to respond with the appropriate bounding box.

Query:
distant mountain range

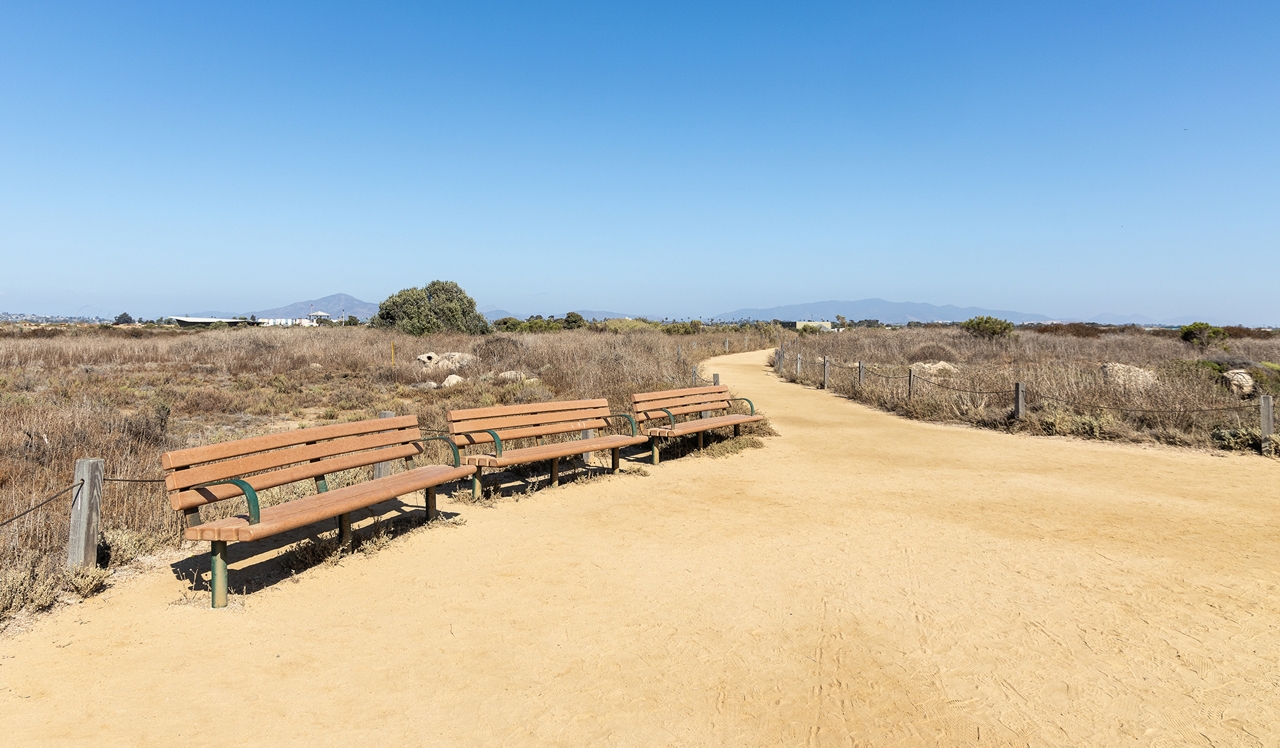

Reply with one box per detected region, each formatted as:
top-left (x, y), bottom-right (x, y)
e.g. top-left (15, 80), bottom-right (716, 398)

top-left (481, 308), bottom-right (632, 321)
top-left (186, 293), bottom-right (379, 321)
top-left (711, 299), bottom-right (1054, 325)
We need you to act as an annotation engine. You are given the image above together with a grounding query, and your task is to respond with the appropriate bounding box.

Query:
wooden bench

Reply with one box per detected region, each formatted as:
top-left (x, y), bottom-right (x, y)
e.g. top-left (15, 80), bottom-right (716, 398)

top-left (162, 416), bottom-right (473, 608)
top-left (448, 399), bottom-right (648, 498)
top-left (631, 385), bottom-right (762, 464)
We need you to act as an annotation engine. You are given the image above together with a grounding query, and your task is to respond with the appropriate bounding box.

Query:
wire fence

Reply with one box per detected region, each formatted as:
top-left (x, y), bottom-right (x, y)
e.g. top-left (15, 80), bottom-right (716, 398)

top-left (773, 346), bottom-right (1273, 428)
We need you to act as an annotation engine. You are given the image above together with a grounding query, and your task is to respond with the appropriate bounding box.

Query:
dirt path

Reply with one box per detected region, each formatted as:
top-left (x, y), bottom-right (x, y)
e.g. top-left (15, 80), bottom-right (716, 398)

top-left (3, 350), bottom-right (1279, 746)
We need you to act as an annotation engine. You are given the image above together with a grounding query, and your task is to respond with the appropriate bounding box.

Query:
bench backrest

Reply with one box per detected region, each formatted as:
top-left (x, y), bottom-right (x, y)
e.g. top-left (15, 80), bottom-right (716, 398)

top-left (161, 416), bottom-right (423, 512)
top-left (630, 385), bottom-right (731, 422)
top-left (447, 399), bottom-right (611, 448)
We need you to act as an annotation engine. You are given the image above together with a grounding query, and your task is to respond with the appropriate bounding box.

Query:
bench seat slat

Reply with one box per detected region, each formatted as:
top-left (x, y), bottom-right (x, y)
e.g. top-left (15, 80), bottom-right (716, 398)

top-left (168, 442), bottom-right (424, 511)
top-left (642, 414), bottom-right (762, 438)
top-left (462, 434), bottom-right (647, 468)
top-left (162, 416), bottom-right (419, 470)
top-left (184, 463), bottom-right (475, 542)
top-left (166, 427), bottom-right (422, 491)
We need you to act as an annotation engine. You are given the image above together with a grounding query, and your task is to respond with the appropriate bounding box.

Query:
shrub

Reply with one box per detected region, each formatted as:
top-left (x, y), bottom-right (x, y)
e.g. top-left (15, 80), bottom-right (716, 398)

top-left (373, 280), bottom-right (490, 336)
top-left (1180, 322), bottom-right (1225, 347)
top-left (563, 312), bottom-right (586, 330)
top-left (960, 316), bottom-right (1013, 339)
top-left (113, 313), bottom-right (134, 325)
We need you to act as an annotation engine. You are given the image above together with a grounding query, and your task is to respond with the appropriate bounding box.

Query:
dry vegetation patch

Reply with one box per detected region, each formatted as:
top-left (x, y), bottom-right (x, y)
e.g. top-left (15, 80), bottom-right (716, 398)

top-left (780, 326), bottom-right (1279, 453)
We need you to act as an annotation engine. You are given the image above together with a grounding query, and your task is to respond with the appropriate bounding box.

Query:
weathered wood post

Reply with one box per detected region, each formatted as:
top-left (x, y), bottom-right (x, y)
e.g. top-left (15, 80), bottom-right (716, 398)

top-left (724, 338), bottom-right (729, 353)
top-left (713, 373), bottom-right (719, 386)
top-left (1262, 395), bottom-right (1274, 455)
top-left (676, 344), bottom-right (682, 363)
top-left (796, 353), bottom-right (802, 378)
top-left (691, 365), bottom-right (698, 387)
top-left (1014, 383), bottom-right (1026, 420)
top-left (581, 428), bottom-right (595, 465)
top-left (66, 457), bottom-right (103, 569)
top-left (907, 368), bottom-right (914, 399)
top-left (823, 356), bottom-right (830, 390)
top-left (372, 411), bottom-right (396, 480)
top-left (858, 361), bottom-right (865, 386)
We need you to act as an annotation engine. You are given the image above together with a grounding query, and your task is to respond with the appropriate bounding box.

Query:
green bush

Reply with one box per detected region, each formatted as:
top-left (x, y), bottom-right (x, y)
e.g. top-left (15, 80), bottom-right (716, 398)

top-left (373, 280), bottom-right (490, 336)
top-left (1180, 321), bottom-right (1225, 346)
top-left (960, 316), bottom-right (1013, 339)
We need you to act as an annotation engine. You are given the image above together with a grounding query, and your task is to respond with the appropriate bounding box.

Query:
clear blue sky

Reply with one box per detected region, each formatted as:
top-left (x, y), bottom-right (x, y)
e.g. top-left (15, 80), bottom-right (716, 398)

top-left (2, 2), bottom-right (1277, 323)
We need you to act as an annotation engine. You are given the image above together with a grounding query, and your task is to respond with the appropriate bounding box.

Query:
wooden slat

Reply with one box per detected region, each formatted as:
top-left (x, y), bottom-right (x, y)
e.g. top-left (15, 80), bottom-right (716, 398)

top-left (447, 406), bottom-right (611, 435)
top-left (162, 416), bottom-right (419, 470)
top-left (462, 434), bottom-right (647, 467)
top-left (448, 399), bottom-right (608, 423)
top-left (643, 414), bottom-right (761, 437)
top-left (168, 442), bottom-right (424, 511)
top-left (450, 418), bottom-right (609, 447)
top-left (636, 401), bottom-right (732, 422)
top-left (633, 393), bottom-right (730, 412)
top-left (165, 427), bottom-right (421, 491)
top-left (631, 386), bottom-right (726, 404)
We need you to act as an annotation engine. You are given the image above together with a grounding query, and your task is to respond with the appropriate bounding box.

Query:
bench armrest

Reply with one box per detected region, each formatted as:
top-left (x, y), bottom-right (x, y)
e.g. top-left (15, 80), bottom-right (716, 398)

top-left (639, 408), bottom-right (677, 427)
top-left (481, 430), bottom-right (503, 457)
top-left (603, 413), bottom-right (638, 437)
top-left (415, 435), bottom-right (463, 468)
top-left (728, 398), bottom-right (755, 416)
top-left (198, 479), bottom-right (261, 525)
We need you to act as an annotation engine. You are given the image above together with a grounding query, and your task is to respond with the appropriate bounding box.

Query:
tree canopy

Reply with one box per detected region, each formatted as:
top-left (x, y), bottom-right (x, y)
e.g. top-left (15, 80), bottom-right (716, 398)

top-left (373, 280), bottom-right (490, 335)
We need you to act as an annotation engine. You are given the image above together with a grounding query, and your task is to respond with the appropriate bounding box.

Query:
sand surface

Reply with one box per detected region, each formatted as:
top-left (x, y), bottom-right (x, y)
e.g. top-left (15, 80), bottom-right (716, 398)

top-left (3, 350), bottom-right (1279, 746)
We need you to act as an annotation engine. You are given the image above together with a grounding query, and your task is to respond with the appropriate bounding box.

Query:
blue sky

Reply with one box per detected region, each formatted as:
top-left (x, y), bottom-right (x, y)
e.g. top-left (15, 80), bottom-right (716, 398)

top-left (2, 2), bottom-right (1277, 323)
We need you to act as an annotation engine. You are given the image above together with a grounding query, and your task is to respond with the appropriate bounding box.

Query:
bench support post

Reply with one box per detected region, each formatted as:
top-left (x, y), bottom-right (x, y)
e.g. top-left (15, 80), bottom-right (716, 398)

top-left (338, 513), bottom-right (353, 550)
top-left (651, 439), bottom-right (660, 465)
top-left (472, 467), bottom-right (482, 500)
top-left (610, 448), bottom-right (620, 473)
top-left (550, 457), bottom-right (559, 486)
top-left (697, 431), bottom-right (704, 450)
top-left (734, 423), bottom-right (741, 437)
top-left (210, 541), bottom-right (228, 609)
top-left (425, 486), bottom-right (438, 522)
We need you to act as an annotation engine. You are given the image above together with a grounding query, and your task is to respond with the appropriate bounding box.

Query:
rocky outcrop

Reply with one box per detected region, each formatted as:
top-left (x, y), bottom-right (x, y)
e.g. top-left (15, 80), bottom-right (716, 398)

top-left (441, 374), bottom-right (465, 388)
top-left (416, 352), bottom-right (476, 371)
top-left (1223, 369), bottom-right (1255, 397)
top-left (1100, 363), bottom-right (1157, 390)
top-left (912, 361), bottom-right (958, 377)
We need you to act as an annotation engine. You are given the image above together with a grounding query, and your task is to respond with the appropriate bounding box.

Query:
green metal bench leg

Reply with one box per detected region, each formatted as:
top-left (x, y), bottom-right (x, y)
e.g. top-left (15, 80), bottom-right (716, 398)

top-left (472, 467), bottom-right (482, 500)
top-left (338, 513), bottom-right (353, 550)
top-left (734, 424), bottom-right (741, 437)
top-left (698, 431), bottom-right (704, 450)
top-left (550, 457), bottom-right (559, 486)
top-left (210, 541), bottom-right (228, 609)
top-left (611, 448), bottom-right (620, 474)
top-left (426, 486), bottom-right (438, 522)
top-left (651, 439), bottom-right (660, 465)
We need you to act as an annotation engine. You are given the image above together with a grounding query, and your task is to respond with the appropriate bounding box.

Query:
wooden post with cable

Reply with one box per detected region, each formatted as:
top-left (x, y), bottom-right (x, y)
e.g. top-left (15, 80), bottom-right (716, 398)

top-left (858, 361), bottom-right (865, 386)
top-left (823, 356), bottom-right (829, 390)
top-left (372, 411), bottom-right (396, 480)
top-left (1262, 395), bottom-right (1274, 456)
top-left (1014, 383), bottom-right (1026, 420)
top-left (66, 457), bottom-right (103, 569)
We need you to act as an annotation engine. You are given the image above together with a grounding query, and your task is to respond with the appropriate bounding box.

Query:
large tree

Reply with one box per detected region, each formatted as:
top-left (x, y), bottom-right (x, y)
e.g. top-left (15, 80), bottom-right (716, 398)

top-left (373, 280), bottom-right (490, 335)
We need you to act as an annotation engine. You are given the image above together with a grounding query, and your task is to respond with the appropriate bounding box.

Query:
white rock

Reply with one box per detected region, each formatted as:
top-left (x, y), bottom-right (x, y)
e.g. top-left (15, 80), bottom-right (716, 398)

top-left (309, 362), bottom-right (322, 369)
top-left (441, 374), bottom-right (465, 388)
top-left (497, 370), bottom-right (526, 382)
top-left (417, 352), bottom-right (476, 371)
top-left (913, 361), bottom-right (958, 377)
top-left (1223, 369), bottom-right (1255, 397)
top-left (1100, 363), bottom-right (1157, 390)
top-left (411, 381), bottom-right (439, 390)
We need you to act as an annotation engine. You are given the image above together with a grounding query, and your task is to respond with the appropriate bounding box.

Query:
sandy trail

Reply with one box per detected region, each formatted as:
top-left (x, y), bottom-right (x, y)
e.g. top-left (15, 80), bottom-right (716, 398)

top-left (3, 350), bottom-right (1279, 746)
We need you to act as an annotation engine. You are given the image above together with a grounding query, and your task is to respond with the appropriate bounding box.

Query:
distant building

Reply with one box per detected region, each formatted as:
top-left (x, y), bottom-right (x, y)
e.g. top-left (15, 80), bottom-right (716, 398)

top-left (783, 320), bottom-right (834, 332)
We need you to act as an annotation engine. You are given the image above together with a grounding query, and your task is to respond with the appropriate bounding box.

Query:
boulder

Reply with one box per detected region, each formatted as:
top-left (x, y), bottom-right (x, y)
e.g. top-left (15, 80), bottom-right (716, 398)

top-left (441, 374), bottom-right (465, 388)
top-left (417, 352), bottom-right (476, 371)
top-left (1223, 369), bottom-right (1255, 397)
top-left (913, 361), bottom-right (958, 377)
top-left (1100, 363), bottom-right (1156, 390)
top-left (497, 370), bottom-right (527, 382)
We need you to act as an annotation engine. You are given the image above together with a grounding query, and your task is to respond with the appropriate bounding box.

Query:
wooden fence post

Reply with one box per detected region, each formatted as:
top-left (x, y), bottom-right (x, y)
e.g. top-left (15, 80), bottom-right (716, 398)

top-left (67, 457), bottom-right (103, 569)
top-left (823, 356), bottom-right (829, 390)
top-left (372, 411), bottom-right (396, 480)
top-left (713, 373), bottom-right (720, 385)
top-left (1262, 395), bottom-right (1274, 455)
top-left (691, 365), bottom-right (698, 386)
top-left (858, 361), bottom-right (865, 386)
top-left (724, 338), bottom-right (729, 353)
top-left (676, 344), bottom-right (682, 363)
top-left (796, 353), bottom-right (802, 377)
top-left (908, 368), bottom-right (914, 399)
top-left (1014, 383), bottom-right (1026, 420)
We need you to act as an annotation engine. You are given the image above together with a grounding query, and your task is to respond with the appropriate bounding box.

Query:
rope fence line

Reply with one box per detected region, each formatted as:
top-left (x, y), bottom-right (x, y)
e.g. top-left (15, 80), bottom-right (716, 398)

top-left (0, 480), bottom-right (83, 529)
top-left (779, 349), bottom-right (1273, 419)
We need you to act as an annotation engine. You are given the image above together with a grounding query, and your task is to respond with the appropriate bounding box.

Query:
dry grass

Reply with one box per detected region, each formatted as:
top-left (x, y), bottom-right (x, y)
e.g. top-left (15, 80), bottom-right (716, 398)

top-left (0, 324), bottom-right (775, 621)
top-left (778, 327), bottom-right (1280, 452)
